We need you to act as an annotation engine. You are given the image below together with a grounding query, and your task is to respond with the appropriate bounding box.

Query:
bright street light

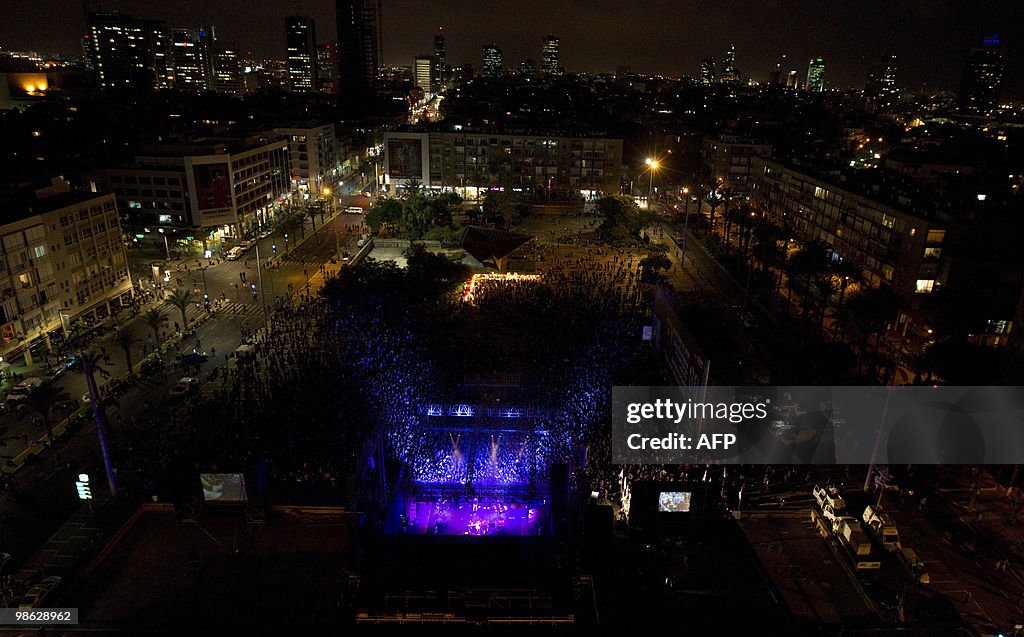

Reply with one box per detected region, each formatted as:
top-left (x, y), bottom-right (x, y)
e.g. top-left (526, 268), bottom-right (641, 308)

top-left (645, 157), bottom-right (660, 207)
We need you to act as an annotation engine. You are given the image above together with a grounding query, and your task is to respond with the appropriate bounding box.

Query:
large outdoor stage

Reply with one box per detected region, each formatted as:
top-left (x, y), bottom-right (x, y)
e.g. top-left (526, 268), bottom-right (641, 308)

top-left (388, 494), bottom-right (549, 536)
top-left (384, 402), bottom-right (563, 537)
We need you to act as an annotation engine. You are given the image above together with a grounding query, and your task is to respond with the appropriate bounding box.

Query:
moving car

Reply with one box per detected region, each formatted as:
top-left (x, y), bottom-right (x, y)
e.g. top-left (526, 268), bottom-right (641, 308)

top-left (18, 575), bottom-right (62, 608)
top-left (225, 246), bottom-right (245, 261)
top-left (169, 377), bottom-right (200, 397)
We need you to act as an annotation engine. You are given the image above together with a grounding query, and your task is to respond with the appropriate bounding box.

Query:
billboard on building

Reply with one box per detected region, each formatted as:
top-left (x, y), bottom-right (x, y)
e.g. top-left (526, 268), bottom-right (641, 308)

top-left (187, 158), bottom-right (236, 227)
top-left (387, 137), bottom-right (424, 181)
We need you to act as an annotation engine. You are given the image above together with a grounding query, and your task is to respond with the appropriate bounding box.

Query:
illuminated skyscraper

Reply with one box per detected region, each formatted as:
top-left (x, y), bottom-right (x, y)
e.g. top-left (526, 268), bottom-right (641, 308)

top-left (482, 45), bottom-right (503, 77)
top-left (286, 16), bottom-right (318, 93)
top-left (414, 55), bottom-right (436, 93)
top-left (699, 58), bottom-right (716, 85)
top-left (720, 45), bottom-right (739, 83)
top-left (434, 28), bottom-right (446, 85)
top-left (542, 35), bottom-right (559, 75)
top-left (806, 57), bottom-right (825, 92)
top-left (865, 55), bottom-right (898, 112)
top-left (336, 0), bottom-right (381, 115)
top-left (212, 45), bottom-right (244, 95)
top-left (85, 11), bottom-right (170, 91)
top-left (957, 36), bottom-right (1007, 115)
top-left (171, 28), bottom-right (212, 91)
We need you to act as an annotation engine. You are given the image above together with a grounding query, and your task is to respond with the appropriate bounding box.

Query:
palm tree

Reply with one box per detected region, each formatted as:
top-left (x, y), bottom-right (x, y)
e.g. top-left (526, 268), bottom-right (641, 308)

top-left (22, 383), bottom-right (72, 443)
top-left (78, 350), bottom-right (117, 496)
top-left (165, 288), bottom-right (196, 331)
top-left (113, 326), bottom-right (139, 373)
top-left (143, 307), bottom-right (169, 345)
top-left (306, 204), bottom-right (319, 232)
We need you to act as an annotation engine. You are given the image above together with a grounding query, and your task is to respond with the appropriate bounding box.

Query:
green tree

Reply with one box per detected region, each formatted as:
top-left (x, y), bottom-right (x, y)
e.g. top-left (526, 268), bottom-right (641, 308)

top-left (402, 193), bottom-right (434, 238)
top-left (143, 307), bottom-right (169, 345)
top-left (22, 382), bottom-right (72, 443)
top-left (165, 288), bottom-right (196, 330)
top-left (596, 195), bottom-right (654, 241)
top-left (365, 198), bottom-right (403, 234)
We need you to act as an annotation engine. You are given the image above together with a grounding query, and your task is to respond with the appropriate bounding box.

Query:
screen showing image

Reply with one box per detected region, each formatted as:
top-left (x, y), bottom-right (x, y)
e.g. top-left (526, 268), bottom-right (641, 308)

top-left (388, 138), bottom-right (423, 180)
top-left (658, 491), bottom-right (692, 513)
top-left (200, 473), bottom-right (247, 502)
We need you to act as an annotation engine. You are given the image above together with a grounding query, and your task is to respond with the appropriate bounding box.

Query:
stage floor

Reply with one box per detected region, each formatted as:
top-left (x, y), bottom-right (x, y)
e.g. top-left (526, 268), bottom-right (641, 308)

top-left (393, 496), bottom-right (549, 536)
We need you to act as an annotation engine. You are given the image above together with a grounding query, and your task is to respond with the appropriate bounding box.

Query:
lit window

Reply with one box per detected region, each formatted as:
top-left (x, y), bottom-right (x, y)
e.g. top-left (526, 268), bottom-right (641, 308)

top-left (923, 247), bottom-right (941, 259)
top-left (926, 229), bottom-right (945, 244)
top-left (987, 319), bottom-right (1010, 335)
top-left (915, 279), bottom-right (935, 294)
top-left (129, 201), bottom-right (142, 209)
top-left (882, 214), bottom-right (895, 229)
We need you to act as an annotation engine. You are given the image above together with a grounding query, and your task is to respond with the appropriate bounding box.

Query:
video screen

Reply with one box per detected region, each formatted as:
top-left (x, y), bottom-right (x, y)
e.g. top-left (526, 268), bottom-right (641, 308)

top-left (658, 491), bottom-right (692, 513)
top-left (200, 473), bottom-right (247, 502)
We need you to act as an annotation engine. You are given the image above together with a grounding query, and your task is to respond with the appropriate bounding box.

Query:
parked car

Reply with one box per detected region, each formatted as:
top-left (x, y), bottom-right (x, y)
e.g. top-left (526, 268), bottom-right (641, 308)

top-left (4, 378), bottom-right (44, 406)
top-left (19, 575), bottom-right (62, 608)
top-left (140, 356), bottom-right (164, 376)
top-left (169, 377), bottom-right (200, 397)
top-left (179, 351), bottom-right (209, 367)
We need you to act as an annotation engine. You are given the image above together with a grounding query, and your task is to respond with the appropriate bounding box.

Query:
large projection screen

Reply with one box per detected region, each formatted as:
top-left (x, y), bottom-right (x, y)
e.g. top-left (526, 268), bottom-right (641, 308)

top-left (200, 473), bottom-right (247, 502)
top-left (658, 491), bottom-right (692, 513)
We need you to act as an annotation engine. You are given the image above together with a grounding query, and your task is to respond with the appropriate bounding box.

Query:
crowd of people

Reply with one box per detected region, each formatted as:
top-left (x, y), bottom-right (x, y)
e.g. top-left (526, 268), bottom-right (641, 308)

top-left (111, 219), bottom-right (684, 516)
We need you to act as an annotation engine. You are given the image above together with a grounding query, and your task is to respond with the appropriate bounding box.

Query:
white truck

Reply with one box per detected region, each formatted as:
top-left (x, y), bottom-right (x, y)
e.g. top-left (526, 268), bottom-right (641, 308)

top-left (813, 484), bottom-right (847, 523)
top-left (862, 504), bottom-right (902, 552)
top-left (834, 517), bottom-right (881, 569)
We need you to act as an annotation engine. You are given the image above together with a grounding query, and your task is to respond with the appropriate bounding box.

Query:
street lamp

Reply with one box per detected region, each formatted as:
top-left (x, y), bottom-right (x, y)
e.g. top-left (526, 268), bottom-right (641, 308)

top-left (681, 186), bottom-right (691, 266)
top-left (644, 157), bottom-right (660, 208)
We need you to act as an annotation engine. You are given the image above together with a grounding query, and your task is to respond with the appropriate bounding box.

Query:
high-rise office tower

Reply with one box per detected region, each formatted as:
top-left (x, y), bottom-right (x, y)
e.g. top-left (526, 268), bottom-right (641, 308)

top-left (414, 55), bottom-right (436, 93)
top-left (482, 45), bottom-right (503, 77)
top-left (542, 35), bottom-right (559, 75)
top-left (434, 28), bottom-right (446, 85)
top-left (699, 58), bottom-right (716, 85)
top-left (520, 58), bottom-right (537, 77)
top-left (720, 45), bottom-right (739, 83)
top-left (212, 45), bottom-right (244, 95)
top-left (806, 57), bottom-right (825, 92)
top-left (865, 55), bottom-right (898, 112)
top-left (785, 70), bottom-right (799, 89)
top-left (336, 0), bottom-right (381, 116)
top-left (286, 16), bottom-right (318, 93)
top-left (317, 44), bottom-right (338, 94)
top-left (957, 36), bottom-right (1007, 116)
top-left (171, 28), bottom-right (211, 91)
top-left (85, 11), bottom-right (170, 91)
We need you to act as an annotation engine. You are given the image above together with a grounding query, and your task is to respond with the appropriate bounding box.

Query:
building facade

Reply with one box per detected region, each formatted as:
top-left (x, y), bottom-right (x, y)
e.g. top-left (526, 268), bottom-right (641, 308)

top-left (0, 188), bottom-right (132, 360)
top-left (383, 131), bottom-right (622, 197)
top-left (95, 134), bottom-right (290, 243)
top-left (806, 57), bottom-right (825, 92)
top-left (957, 37), bottom-right (1007, 116)
top-left (336, 0), bottom-right (381, 115)
top-left (542, 35), bottom-right (559, 75)
top-left (702, 135), bottom-right (772, 195)
top-left (85, 11), bottom-right (171, 91)
top-left (751, 158), bottom-right (947, 336)
top-left (414, 55), bottom-right (436, 94)
top-left (482, 45), bottom-right (503, 77)
top-left (865, 55), bottom-right (898, 113)
top-left (274, 123), bottom-right (339, 196)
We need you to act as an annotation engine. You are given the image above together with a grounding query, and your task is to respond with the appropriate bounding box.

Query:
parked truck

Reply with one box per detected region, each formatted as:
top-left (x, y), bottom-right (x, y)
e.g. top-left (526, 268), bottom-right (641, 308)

top-left (862, 504), bottom-right (902, 552)
top-left (834, 517), bottom-right (881, 569)
top-left (813, 484), bottom-right (847, 523)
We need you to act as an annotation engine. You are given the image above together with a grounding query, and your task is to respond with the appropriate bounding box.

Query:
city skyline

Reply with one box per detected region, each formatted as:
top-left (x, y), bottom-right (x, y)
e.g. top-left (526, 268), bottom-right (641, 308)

top-left (1, 0), bottom-right (1021, 96)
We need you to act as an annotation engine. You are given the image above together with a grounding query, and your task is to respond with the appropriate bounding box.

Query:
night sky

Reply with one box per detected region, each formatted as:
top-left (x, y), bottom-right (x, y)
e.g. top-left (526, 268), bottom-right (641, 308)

top-left (1, 0), bottom-right (1021, 97)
